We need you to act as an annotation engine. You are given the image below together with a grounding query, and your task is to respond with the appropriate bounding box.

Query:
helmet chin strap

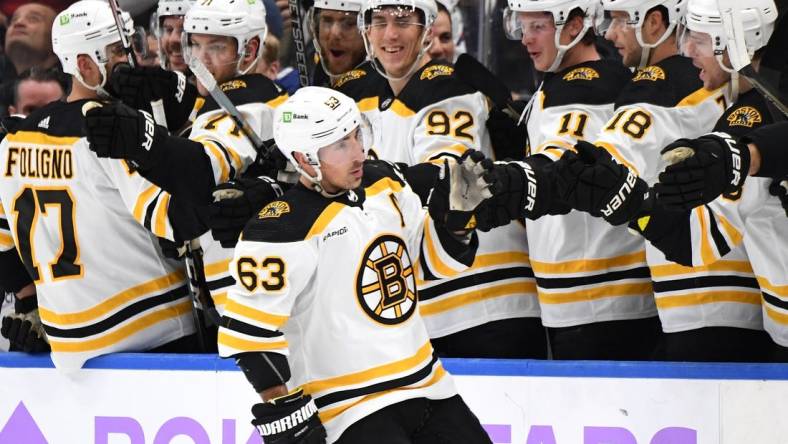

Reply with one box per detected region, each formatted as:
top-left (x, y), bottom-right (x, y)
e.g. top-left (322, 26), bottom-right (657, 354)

top-left (717, 54), bottom-right (739, 104)
top-left (634, 21), bottom-right (677, 68)
top-left (294, 163), bottom-right (349, 198)
top-left (75, 62), bottom-right (112, 98)
top-left (545, 23), bottom-right (588, 73)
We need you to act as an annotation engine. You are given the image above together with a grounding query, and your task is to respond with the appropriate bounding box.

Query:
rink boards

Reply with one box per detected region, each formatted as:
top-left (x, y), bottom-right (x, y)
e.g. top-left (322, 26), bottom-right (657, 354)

top-left (1, 353), bottom-right (788, 444)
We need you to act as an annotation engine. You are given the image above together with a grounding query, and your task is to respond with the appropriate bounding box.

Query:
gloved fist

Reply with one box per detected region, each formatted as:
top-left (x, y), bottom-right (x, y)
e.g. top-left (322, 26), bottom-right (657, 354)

top-left (109, 63), bottom-right (194, 132)
top-left (84, 101), bottom-right (165, 171)
top-left (769, 178), bottom-right (788, 218)
top-left (656, 132), bottom-right (750, 210)
top-left (252, 389), bottom-right (326, 444)
top-left (556, 140), bottom-right (648, 225)
top-left (209, 176), bottom-right (284, 248)
top-left (428, 150), bottom-right (493, 232)
top-left (479, 154), bottom-right (569, 230)
top-left (158, 237), bottom-right (187, 260)
top-left (1, 296), bottom-right (49, 353)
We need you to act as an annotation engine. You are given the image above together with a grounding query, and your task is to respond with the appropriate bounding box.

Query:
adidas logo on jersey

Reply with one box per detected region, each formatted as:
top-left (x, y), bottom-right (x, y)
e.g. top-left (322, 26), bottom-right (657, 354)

top-left (38, 116), bottom-right (50, 129)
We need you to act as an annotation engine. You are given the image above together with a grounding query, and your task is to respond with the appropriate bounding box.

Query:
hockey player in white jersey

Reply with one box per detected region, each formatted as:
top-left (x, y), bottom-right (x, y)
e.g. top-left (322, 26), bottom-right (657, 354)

top-left (639, 0), bottom-right (787, 361)
top-left (0, 0), bottom-right (203, 370)
top-left (555, 0), bottom-right (774, 361)
top-left (220, 87), bottom-right (493, 443)
top-left (334, 0), bottom-right (546, 359)
top-left (494, 0), bottom-right (662, 360)
top-left (84, 0), bottom-right (288, 316)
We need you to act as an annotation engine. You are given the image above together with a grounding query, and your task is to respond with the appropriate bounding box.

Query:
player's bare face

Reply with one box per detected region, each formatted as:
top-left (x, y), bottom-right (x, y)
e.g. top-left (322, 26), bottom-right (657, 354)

top-left (367, 7), bottom-right (425, 78)
top-left (189, 34), bottom-right (240, 96)
top-left (682, 31), bottom-right (730, 90)
top-left (318, 128), bottom-right (366, 193)
top-left (317, 9), bottom-right (365, 75)
top-left (517, 12), bottom-right (558, 72)
top-left (161, 16), bottom-right (187, 72)
top-left (605, 11), bottom-right (642, 68)
top-left (427, 10), bottom-right (455, 63)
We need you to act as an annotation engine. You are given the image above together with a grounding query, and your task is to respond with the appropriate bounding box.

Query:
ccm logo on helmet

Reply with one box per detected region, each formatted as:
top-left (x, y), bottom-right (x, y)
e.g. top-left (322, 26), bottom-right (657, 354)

top-left (601, 169), bottom-right (638, 217)
top-left (141, 110), bottom-right (155, 152)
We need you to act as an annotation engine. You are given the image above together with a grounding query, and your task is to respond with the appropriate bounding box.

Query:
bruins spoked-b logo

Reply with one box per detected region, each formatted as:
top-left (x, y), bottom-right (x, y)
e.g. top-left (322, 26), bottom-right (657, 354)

top-left (356, 235), bottom-right (417, 325)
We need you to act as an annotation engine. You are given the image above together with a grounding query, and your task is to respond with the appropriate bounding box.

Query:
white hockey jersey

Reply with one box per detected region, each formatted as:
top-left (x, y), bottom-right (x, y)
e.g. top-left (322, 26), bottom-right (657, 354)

top-left (524, 60), bottom-right (656, 328)
top-left (638, 89), bottom-right (785, 341)
top-left (187, 74), bottom-right (287, 314)
top-left (0, 100), bottom-right (195, 370)
top-left (218, 162), bottom-right (472, 442)
top-left (594, 56), bottom-right (761, 333)
top-left (337, 60), bottom-right (539, 338)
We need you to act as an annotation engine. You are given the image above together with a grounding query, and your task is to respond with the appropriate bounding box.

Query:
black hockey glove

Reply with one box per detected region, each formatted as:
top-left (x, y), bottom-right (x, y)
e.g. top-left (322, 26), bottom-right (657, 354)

top-left (556, 140), bottom-right (649, 225)
top-left (769, 178), bottom-right (788, 218)
top-left (1, 296), bottom-right (50, 353)
top-left (486, 100), bottom-right (528, 161)
top-left (209, 176), bottom-right (284, 248)
top-left (157, 237), bottom-right (186, 260)
top-left (109, 63), bottom-right (196, 132)
top-left (477, 154), bottom-right (570, 230)
top-left (84, 101), bottom-right (167, 171)
top-left (655, 132), bottom-right (750, 210)
top-left (428, 150), bottom-right (493, 232)
top-left (252, 389), bottom-right (326, 444)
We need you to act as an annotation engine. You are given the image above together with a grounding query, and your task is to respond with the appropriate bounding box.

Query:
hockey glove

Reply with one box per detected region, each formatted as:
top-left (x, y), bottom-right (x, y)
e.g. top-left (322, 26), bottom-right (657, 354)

top-left (428, 150), bottom-right (493, 232)
top-left (109, 63), bottom-right (196, 132)
top-left (252, 388), bottom-right (326, 444)
top-left (1, 296), bottom-right (49, 353)
top-left (769, 178), bottom-right (788, 218)
top-left (556, 140), bottom-right (649, 225)
top-left (478, 154), bottom-right (570, 230)
top-left (655, 132), bottom-right (750, 210)
top-left (158, 237), bottom-right (187, 260)
top-left (209, 176), bottom-right (284, 248)
top-left (84, 101), bottom-right (167, 171)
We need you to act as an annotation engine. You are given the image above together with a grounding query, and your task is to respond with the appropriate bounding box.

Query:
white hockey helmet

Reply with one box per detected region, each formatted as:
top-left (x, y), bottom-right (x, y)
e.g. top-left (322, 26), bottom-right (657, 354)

top-left (274, 87), bottom-right (371, 193)
top-left (158, 0), bottom-right (195, 18)
top-left (717, 0), bottom-right (778, 71)
top-left (183, 0), bottom-right (267, 74)
top-left (359, 0), bottom-right (439, 81)
top-left (503, 0), bottom-right (602, 72)
top-left (683, 0), bottom-right (776, 64)
top-left (601, 0), bottom-right (687, 67)
top-left (309, 0), bottom-right (365, 77)
top-left (52, 0), bottom-right (134, 91)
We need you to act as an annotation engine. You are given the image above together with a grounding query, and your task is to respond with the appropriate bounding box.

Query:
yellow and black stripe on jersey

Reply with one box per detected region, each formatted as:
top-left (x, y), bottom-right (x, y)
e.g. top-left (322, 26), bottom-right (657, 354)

top-left (616, 55), bottom-right (709, 109)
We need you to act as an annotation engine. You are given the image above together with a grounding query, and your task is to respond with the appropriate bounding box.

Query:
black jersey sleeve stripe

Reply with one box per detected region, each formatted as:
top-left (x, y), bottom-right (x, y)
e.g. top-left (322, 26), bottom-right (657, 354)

top-left (534, 266), bottom-right (651, 290)
top-left (706, 206), bottom-right (732, 258)
top-left (143, 189), bottom-right (165, 232)
top-left (220, 315), bottom-right (284, 338)
top-left (763, 291), bottom-right (788, 311)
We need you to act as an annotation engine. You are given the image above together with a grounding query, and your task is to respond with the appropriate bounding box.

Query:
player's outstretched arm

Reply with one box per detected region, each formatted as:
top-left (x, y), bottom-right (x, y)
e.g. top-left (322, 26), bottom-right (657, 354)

top-left (0, 285), bottom-right (49, 353)
top-left (84, 101), bottom-right (216, 205)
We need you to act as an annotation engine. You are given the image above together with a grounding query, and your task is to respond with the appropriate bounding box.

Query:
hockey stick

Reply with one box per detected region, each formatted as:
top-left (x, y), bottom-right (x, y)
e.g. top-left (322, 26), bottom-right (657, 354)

top-left (107, 0), bottom-right (169, 128)
top-left (183, 239), bottom-right (221, 352)
top-left (290, 0), bottom-right (310, 87)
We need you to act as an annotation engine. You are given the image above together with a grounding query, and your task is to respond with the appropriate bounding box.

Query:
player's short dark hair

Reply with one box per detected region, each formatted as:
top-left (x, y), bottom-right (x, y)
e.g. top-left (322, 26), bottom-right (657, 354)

top-left (567, 7), bottom-right (596, 45)
top-left (12, 66), bottom-right (68, 106)
top-left (436, 1), bottom-right (451, 25)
